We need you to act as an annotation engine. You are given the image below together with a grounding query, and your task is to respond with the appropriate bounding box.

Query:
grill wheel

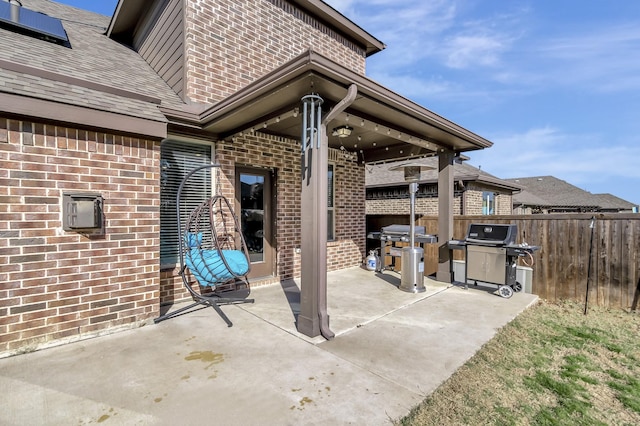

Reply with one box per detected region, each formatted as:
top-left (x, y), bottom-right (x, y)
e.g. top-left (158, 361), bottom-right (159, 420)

top-left (498, 285), bottom-right (514, 298)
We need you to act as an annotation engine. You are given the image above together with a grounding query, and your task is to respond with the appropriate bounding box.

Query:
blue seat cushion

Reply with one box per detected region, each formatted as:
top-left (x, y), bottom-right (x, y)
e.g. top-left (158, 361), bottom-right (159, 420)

top-left (185, 249), bottom-right (249, 286)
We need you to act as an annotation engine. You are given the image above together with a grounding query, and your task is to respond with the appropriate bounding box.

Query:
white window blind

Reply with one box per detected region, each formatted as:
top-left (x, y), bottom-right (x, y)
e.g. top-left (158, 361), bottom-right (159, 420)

top-left (160, 140), bottom-right (213, 265)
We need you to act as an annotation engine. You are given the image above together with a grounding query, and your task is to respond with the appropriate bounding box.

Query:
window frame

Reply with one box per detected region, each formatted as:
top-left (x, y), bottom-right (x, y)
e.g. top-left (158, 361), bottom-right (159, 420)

top-left (327, 162), bottom-right (335, 241)
top-left (160, 138), bottom-right (215, 267)
top-left (482, 191), bottom-right (496, 215)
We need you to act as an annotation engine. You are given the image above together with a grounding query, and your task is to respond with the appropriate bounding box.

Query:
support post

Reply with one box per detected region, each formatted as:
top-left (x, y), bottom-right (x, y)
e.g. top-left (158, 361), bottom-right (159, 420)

top-left (298, 94), bottom-right (324, 338)
top-left (436, 149), bottom-right (455, 283)
top-left (298, 85), bottom-right (357, 340)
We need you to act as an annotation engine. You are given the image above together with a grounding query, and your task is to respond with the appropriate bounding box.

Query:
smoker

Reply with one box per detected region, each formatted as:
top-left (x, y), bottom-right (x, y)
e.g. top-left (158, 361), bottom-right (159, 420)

top-left (448, 223), bottom-right (539, 298)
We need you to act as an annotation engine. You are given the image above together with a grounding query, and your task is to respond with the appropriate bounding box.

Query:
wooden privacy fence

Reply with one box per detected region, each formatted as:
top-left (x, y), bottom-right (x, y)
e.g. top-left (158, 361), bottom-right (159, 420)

top-left (367, 214), bottom-right (640, 310)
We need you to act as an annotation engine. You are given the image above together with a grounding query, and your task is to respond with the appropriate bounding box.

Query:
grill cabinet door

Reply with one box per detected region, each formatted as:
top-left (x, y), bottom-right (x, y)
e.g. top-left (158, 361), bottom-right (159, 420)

top-left (466, 245), bottom-right (507, 285)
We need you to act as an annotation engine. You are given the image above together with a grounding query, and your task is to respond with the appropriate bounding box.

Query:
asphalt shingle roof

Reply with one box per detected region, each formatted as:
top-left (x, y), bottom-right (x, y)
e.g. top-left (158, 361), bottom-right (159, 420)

top-left (505, 176), bottom-right (635, 210)
top-left (592, 193), bottom-right (637, 210)
top-left (505, 176), bottom-right (597, 207)
top-left (365, 157), bottom-right (519, 191)
top-left (0, 0), bottom-right (186, 123)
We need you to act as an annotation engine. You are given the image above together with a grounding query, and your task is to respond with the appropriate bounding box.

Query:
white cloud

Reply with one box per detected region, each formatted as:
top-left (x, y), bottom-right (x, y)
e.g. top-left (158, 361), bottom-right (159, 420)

top-left (366, 71), bottom-right (455, 99)
top-left (324, 1), bottom-right (640, 204)
top-left (442, 34), bottom-right (507, 69)
top-left (326, 0), bottom-right (525, 105)
top-left (469, 127), bottom-right (640, 185)
top-left (531, 23), bottom-right (640, 93)
top-left (326, 0), bottom-right (459, 64)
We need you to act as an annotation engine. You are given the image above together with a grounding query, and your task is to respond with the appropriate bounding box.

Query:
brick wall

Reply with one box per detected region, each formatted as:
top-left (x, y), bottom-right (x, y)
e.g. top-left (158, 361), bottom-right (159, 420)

top-left (463, 188), bottom-right (483, 215)
top-left (495, 193), bottom-right (513, 215)
top-left (184, 0), bottom-right (367, 104)
top-left (465, 183), bottom-right (513, 216)
top-left (221, 133), bottom-right (365, 278)
top-left (0, 117), bottom-right (160, 356)
top-left (328, 147), bottom-right (366, 271)
top-left (159, 132), bottom-right (366, 303)
top-left (366, 196), bottom-right (463, 215)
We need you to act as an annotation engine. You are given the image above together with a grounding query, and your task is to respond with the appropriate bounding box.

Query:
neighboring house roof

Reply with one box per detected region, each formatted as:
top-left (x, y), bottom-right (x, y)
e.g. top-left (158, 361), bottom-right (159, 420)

top-left (505, 176), bottom-right (635, 211)
top-left (592, 193), bottom-right (637, 211)
top-left (511, 189), bottom-right (549, 207)
top-left (365, 157), bottom-right (521, 192)
top-left (0, 0), bottom-right (185, 137)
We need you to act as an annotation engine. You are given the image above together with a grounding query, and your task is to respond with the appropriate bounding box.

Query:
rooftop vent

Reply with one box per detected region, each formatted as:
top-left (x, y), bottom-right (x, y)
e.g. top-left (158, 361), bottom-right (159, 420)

top-left (0, 0), bottom-right (69, 45)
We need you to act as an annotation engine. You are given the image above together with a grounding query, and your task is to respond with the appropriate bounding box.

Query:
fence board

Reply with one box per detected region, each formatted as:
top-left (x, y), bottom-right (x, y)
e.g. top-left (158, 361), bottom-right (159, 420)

top-left (596, 219), bottom-right (609, 307)
top-left (575, 219), bottom-right (590, 307)
top-left (610, 219), bottom-right (623, 308)
top-left (624, 220), bottom-right (637, 308)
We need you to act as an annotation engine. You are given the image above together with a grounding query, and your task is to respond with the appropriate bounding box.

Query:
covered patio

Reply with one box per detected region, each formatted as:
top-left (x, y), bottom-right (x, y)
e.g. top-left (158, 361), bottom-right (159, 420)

top-left (161, 50), bottom-right (493, 339)
top-left (0, 268), bottom-right (537, 424)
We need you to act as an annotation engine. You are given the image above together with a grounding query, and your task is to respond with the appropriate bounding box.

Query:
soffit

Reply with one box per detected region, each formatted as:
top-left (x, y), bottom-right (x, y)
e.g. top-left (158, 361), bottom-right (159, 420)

top-left (169, 51), bottom-right (492, 164)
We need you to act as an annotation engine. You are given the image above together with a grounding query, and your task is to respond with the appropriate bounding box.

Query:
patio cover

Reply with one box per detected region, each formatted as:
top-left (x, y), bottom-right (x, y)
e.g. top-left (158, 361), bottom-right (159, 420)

top-left (161, 50), bottom-right (493, 338)
top-left (161, 50), bottom-right (492, 159)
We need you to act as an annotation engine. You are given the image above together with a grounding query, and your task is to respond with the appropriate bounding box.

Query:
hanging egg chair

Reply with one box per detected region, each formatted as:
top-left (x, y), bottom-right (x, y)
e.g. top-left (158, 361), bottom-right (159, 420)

top-left (154, 164), bottom-right (254, 327)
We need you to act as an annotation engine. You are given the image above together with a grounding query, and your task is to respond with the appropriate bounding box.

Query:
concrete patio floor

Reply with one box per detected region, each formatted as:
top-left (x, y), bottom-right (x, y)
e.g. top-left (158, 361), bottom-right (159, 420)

top-left (0, 267), bottom-right (538, 425)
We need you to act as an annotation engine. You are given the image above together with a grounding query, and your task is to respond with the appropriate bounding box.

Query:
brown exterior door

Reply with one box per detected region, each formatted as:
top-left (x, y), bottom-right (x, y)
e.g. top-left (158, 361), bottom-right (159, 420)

top-left (236, 167), bottom-right (275, 279)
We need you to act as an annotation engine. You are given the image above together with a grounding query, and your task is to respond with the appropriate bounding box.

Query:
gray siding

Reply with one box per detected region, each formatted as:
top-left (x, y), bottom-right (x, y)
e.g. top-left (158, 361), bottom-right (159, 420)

top-left (135, 0), bottom-right (185, 100)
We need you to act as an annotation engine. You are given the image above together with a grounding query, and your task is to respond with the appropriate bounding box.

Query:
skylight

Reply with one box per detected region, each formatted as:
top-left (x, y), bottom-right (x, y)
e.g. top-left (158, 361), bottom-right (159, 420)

top-left (0, 0), bottom-right (69, 45)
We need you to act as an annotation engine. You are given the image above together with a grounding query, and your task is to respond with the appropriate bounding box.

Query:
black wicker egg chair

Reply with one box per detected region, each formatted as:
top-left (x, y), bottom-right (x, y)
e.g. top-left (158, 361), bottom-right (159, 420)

top-left (154, 164), bottom-right (254, 327)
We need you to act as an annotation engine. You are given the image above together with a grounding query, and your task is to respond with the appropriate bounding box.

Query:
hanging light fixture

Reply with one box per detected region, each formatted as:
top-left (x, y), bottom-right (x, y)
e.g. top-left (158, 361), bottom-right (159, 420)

top-left (332, 125), bottom-right (353, 138)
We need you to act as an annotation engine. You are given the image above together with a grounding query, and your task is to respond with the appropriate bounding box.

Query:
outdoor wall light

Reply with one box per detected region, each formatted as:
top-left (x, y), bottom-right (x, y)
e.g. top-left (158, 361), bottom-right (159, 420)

top-left (332, 125), bottom-right (353, 138)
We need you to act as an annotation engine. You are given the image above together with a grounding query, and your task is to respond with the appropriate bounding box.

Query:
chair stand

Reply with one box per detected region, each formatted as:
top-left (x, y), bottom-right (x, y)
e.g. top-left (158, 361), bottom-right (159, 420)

top-left (154, 293), bottom-right (255, 327)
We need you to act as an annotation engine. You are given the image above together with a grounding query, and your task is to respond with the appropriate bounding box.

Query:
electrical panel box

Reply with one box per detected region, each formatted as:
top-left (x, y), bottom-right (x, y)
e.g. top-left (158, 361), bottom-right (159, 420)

top-left (63, 193), bottom-right (102, 231)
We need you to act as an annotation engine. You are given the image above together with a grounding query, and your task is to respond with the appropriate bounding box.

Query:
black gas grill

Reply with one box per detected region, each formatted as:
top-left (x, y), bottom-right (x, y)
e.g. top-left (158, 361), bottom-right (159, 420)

top-left (448, 223), bottom-right (539, 298)
top-left (367, 224), bottom-right (437, 272)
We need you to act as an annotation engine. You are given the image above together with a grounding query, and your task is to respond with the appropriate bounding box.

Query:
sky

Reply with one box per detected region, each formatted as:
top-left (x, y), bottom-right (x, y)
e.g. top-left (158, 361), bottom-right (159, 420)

top-left (58, 0), bottom-right (640, 205)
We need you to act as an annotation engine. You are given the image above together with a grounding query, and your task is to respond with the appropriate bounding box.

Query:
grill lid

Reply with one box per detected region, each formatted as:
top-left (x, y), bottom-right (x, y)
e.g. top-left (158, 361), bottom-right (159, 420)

top-left (465, 223), bottom-right (517, 245)
top-left (381, 224), bottom-right (426, 235)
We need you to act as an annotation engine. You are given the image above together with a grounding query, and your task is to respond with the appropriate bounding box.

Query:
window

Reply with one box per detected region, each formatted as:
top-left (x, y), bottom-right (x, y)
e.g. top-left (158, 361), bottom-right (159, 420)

top-left (482, 191), bottom-right (495, 215)
top-left (160, 140), bottom-right (213, 265)
top-left (328, 163), bottom-right (335, 241)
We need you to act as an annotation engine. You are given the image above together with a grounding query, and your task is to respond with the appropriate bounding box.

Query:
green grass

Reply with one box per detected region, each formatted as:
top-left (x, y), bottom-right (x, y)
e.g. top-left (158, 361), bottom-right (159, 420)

top-left (397, 300), bottom-right (640, 426)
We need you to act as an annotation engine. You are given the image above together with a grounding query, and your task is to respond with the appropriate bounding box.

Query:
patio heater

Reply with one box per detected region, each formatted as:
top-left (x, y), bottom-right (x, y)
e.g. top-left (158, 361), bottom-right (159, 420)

top-left (389, 162), bottom-right (432, 293)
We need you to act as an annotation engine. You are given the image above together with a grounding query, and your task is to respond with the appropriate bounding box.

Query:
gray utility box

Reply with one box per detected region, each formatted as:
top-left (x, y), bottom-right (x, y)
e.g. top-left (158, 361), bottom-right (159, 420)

top-left (62, 193), bottom-right (102, 231)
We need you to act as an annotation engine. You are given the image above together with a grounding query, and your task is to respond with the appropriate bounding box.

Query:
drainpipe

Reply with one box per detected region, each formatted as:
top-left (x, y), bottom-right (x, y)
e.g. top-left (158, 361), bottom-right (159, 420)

top-left (317, 83), bottom-right (357, 340)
